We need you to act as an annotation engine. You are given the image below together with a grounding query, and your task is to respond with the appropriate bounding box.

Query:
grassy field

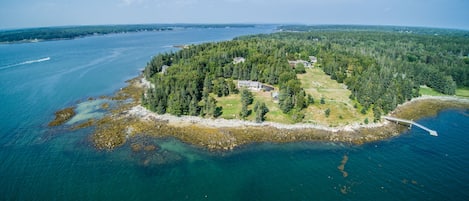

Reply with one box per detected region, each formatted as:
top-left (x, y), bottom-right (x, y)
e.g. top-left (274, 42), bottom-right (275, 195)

top-left (216, 68), bottom-right (374, 125)
top-left (253, 91), bottom-right (293, 124)
top-left (298, 68), bottom-right (373, 126)
top-left (456, 87), bottom-right (469, 97)
top-left (216, 94), bottom-right (242, 120)
top-left (420, 85), bottom-right (469, 98)
top-left (216, 91), bottom-right (294, 123)
top-left (419, 85), bottom-right (445, 96)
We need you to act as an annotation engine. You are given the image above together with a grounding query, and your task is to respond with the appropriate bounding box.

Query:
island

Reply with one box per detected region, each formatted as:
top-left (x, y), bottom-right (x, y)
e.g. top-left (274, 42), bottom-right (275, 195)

top-left (50, 25), bottom-right (469, 151)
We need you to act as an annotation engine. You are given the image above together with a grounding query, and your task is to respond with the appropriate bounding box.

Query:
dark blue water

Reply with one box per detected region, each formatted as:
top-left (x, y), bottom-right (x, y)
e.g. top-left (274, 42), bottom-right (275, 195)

top-left (1, 26), bottom-right (468, 201)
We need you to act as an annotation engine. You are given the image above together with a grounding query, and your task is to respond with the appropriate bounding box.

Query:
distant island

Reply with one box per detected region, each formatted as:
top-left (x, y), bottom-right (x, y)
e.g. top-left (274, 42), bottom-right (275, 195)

top-left (0, 24), bottom-right (256, 44)
top-left (50, 25), bottom-right (469, 150)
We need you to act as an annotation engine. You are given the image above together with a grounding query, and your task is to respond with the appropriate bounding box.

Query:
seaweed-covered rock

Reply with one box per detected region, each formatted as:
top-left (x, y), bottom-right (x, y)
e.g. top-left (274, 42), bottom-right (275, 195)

top-left (91, 117), bottom-right (127, 150)
top-left (48, 107), bottom-right (76, 127)
top-left (71, 119), bottom-right (95, 130)
top-left (131, 143), bottom-right (143, 152)
top-left (144, 145), bottom-right (157, 152)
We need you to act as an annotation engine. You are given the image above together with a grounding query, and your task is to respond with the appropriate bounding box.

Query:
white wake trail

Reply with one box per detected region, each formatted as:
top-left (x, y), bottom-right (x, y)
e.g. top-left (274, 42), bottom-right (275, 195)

top-left (0, 57), bottom-right (51, 70)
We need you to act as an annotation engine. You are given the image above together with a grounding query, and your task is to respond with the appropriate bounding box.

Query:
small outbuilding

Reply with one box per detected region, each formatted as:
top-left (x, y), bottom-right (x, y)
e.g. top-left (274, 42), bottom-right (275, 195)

top-left (161, 65), bottom-right (170, 74)
top-left (271, 92), bottom-right (279, 102)
top-left (233, 57), bottom-right (246, 64)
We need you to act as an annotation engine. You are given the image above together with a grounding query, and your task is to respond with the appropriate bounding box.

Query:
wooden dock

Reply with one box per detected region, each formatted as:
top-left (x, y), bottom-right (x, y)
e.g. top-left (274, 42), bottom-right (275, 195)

top-left (383, 116), bottom-right (438, 136)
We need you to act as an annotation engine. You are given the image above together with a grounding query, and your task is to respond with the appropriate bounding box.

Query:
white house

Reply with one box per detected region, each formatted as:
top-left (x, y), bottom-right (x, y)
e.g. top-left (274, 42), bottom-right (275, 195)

top-left (288, 60), bottom-right (312, 68)
top-left (237, 80), bottom-right (262, 90)
top-left (233, 57), bottom-right (246, 64)
top-left (309, 56), bottom-right (318, 64)
top-left (161, 65), bottom-right (170, 74)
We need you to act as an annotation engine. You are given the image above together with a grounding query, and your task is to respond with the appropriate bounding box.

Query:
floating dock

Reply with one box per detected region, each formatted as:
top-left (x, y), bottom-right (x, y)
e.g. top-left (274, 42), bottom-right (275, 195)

top-left (383, 116), bottom-right (438, 136)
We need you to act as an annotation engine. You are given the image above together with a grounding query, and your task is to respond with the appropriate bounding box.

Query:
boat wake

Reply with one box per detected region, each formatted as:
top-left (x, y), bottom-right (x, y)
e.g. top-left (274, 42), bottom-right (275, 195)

top-left (0, 57), bottom-right (51, 71)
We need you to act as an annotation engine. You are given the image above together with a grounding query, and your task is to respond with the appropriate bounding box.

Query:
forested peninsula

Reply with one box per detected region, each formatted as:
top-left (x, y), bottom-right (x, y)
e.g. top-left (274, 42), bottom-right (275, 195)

top-left (142, 25), bottom-right (469, 124)
top-left (52, 25), bottom-right (469, 150)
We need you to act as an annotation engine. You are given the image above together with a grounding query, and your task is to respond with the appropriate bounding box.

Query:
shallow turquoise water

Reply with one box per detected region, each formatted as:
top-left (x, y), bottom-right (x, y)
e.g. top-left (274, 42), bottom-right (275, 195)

top-left (1, 26), bottom-right (468, 201)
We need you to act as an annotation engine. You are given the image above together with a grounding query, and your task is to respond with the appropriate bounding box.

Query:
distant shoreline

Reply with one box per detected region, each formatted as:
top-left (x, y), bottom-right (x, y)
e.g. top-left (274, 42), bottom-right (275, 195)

top-left (0, 24), bottom-right (258, 44)
top-left (0, 29), bottom-right (172, 44)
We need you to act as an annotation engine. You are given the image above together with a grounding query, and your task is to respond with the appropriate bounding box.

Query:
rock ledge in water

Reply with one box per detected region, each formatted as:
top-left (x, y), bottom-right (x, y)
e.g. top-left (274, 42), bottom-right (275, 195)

top-left (48, 107), bottom-right (76, 127)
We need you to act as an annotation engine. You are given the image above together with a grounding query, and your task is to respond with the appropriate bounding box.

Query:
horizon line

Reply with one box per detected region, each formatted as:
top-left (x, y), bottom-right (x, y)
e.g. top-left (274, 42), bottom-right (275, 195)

top-left (1, 23), bottom-right (468, 32)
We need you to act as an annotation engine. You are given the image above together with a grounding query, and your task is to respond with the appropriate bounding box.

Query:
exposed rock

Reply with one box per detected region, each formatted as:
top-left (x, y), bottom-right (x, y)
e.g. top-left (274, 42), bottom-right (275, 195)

top-left (131, 143), bottom-right (143, 152)
top-left (144, 144), bottom-right (157, 152)
top-left (48, 107), bottom-right (76, 127)
top-left (101, 102), bottom-right (110, 109)
top-left (86, 75), bottom-right (469, 151)
top-left (71, 119), bottom-right (95, 130)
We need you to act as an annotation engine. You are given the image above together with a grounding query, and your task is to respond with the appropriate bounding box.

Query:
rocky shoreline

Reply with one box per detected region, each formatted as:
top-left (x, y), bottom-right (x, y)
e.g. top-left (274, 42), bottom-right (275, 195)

top-left (47, 76), bottom-right (469, 151)
top-left (84, 76), bottom-right (469, 151)
top-left (127, 105), bottom-right (388, 132)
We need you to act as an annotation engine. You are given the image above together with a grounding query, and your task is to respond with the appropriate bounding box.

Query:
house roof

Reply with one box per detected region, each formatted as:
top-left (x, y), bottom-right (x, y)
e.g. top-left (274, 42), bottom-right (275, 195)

top-left (233, 57), bottom-right (246, 64)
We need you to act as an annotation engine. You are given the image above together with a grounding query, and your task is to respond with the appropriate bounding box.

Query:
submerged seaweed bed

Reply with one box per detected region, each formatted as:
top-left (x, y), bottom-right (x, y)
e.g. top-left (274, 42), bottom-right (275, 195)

top-left (49, 76), bottom-right (469, 152)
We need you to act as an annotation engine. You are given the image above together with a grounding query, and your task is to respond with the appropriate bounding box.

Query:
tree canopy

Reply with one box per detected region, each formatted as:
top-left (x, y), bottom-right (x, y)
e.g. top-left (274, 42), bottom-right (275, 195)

top-left (143, 25), bottom-right (469, 121)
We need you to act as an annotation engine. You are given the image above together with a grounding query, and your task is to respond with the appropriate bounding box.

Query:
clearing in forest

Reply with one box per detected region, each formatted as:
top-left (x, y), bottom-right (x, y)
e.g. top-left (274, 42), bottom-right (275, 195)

top-left (217, 68), bottom-right (374, 126)
top-left (297, 68), bottom-right (372, 126)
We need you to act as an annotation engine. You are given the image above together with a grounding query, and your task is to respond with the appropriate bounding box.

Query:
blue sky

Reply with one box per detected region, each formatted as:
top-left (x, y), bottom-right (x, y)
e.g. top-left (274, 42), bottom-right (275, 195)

top-left (1, 0), bottom-right (468, 30)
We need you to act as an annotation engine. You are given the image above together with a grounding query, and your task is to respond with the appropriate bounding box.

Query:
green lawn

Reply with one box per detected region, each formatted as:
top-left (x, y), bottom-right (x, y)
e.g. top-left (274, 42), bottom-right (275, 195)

top-left (419, 85), bottom-right (444, 96)
top-left (253, 92), bottom-right (293, 124)
top-left (215, 68), bottom-right (377, 125)
top-left (420, 86), bottom-right (469, 98)
top-left (216, 90), bottom-right (294, 123)
top-left (456, 87), bottom-right (469, 97)
top-left (298, 68), bottom-right (373, 125)
top-left (216, 94), bottom-right (242, 119)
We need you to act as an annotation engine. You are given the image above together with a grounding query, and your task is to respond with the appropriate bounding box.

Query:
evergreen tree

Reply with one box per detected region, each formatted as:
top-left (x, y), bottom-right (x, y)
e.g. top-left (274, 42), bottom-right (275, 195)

top-left (320, 97), bottom-right (326, 104)
top-left (294, 63), bottom-right (306, 74)
top-left (240, 103), bottom-right (250, 119)
top-left (203, 96), bottom-right (219, 117)
top-left (255, 102), bottom-right (269, 123)
top-left (214, 106), bottom-right (223, 118)
top-left (167, 93), bottom-right (182, 116)
top-left (325, 108), bottom-right (331, 117)
top-left (227, 78), bottom-right (239, 94)
top-left (239, 89), bottom-right (254, 119)
top-left (188, 97), bottom-right (200, 116)
top-left (240, 89), bottom-right (254, 105)
top-left (360, 108), bottom-right (367, 115)
top-left (373, 107), bottom-right (382, 122)
top-left (203, 75), bottom-right (213, 94)
top-left (279, 94), bottom-right (294, 113)
top-left (156, 100), bottom-right (166, 114)
top-left (307, 94), bottom-right (315, 105)
top-left (295, 90), bottom-right (306, 109)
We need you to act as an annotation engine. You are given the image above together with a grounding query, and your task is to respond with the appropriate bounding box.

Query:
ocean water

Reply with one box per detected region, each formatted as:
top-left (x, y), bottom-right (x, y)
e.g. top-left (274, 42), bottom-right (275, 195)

top-left (1, 26), bottom-right (468, 201)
